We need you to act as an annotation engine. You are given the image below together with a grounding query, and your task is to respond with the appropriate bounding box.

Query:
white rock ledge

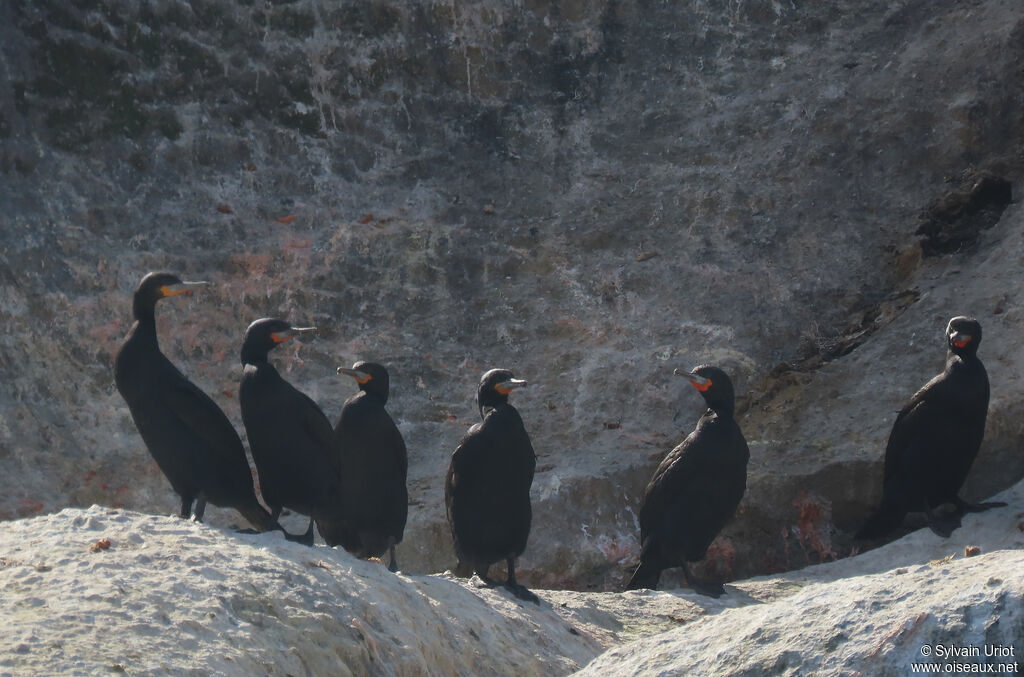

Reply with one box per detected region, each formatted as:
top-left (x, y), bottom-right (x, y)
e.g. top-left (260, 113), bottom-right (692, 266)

top-left (2, 480), bottom-right (1023, 676)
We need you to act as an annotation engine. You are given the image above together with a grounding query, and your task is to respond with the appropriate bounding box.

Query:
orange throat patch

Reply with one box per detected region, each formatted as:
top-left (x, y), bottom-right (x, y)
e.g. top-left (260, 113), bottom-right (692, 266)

top-left (691, 379), bottom-right (712, 392)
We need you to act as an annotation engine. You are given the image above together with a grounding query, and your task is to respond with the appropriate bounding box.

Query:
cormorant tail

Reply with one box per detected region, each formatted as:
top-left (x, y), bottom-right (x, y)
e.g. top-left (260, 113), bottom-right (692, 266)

top-left (855, 504), bottom-right (906, 540)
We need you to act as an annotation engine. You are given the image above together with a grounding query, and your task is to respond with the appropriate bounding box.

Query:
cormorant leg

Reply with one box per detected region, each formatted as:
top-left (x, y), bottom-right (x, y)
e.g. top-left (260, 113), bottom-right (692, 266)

top-left (192, 496), bottom-right (207, 523)
top-left (293, 514), bottom-right (316, 546)
top-left (505, 558), bottom-right (520, 587)
top-left (387, 542), bottom-right (398, 573)
top-left (504, 558), bottom-right (539, 604)
top-left (681, 561), bottom-right (726, 598)
top-left (267, 505), bottom-right (288, 534)
top-left (954, 497), bottom-right (1008, 514)
top-left (302, 514), bottom-right (316, 543)
top-left (474, 564), bottom-right (499, 587)
top-left (275, 509), bottom-right (315, 546)
top-left (179, 497), bottom-right (193, 519)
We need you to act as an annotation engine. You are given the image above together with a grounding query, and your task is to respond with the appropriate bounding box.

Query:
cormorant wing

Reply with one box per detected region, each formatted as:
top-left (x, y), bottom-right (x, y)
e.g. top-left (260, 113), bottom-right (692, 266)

top-left (360, 401), bottom-right (408, 479)
top-left (444, 424), bottom-right (482, 522)
top-left (882, 379), bottom-right (942, 482)
top-left (297, 389), bottom-right (340, 473)
top-left (389, 420), bottom-right (408, 480)
top-left (638, 434), bottom-right (705, 541)
top-left (160, 378), bottom-right (245, 457)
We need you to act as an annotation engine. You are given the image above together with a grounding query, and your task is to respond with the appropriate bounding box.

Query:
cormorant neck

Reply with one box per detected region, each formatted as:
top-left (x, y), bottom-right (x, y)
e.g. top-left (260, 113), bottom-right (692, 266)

top-left (132, 295), bottom-right (158, 323)
top-left (948, 345), bottom-right (980, 361)
top-left (129, 312), bottom-right (159, 347)
top-left (707, 401), bottom-right (735, 418)
top-left (241, 346), bottom-right (270, 366)
top-left (479, 400), bottom-right (513, 420)
top-left (478, 394), bottom-right (508, 412)
top-left (362, 387), bottom-right (388, 405)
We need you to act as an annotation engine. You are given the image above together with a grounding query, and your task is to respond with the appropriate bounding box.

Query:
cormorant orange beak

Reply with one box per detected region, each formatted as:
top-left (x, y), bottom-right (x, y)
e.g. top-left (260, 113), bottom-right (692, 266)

top-left (690, 378), bottom-right (712, 392)
top-left (161, 281), bottom-right (208, 297)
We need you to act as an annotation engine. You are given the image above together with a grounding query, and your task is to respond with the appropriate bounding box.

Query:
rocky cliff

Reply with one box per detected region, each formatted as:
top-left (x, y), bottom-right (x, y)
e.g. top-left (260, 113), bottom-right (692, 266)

top-left (0, 0), bottom-right (1022, 589)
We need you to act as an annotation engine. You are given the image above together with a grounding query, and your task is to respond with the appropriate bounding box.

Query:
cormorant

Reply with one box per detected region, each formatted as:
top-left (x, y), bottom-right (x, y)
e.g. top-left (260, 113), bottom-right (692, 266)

top-left (856, 316), bottom-right (1003, 539)
top-left (238, 318), bottom-right (341, 546)
top-left (316, 362), bottom-right (408, 571)
top-left (445, 369), bottom-right (538, 603)
top-left (114, 272), bottom-right (275, 531)
top-left (627, 365), bottom-right (749, 597)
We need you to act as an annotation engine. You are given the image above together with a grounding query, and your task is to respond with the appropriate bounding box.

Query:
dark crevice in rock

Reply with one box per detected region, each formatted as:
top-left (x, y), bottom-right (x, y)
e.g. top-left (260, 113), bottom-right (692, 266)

top-left (741, 170), bottom-right (1013, 414)
top-left (915, 171), bottom-right (1013, 257)
top-left (736, 288), bottom-right (920, 418)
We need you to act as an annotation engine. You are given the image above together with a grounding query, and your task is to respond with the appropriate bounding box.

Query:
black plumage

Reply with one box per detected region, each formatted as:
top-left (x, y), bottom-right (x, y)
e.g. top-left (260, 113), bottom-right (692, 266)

top-left (317, 362), bottom-right (408, 571)
top-left (445, 369), bottom-right (538, 603)
top-left (239, 318), bottom-right (341, 545)
top-left (627, 365), bottom-right (749, 597)
top-left (114, 272), bottom-right (275, 531)
top-left (856, 316), bottom-right (1003, 539)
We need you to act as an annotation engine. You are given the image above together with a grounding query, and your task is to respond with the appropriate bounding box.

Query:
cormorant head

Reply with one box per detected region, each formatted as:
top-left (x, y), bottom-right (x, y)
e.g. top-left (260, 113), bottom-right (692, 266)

top-left (946, 316), bottom-right (982, 358)
top-left (476, 368), bottom-right (527, 419)
top-left (337, 361), bottom-right (390, 401)
top-left (674, 364), bottom-right (736, 415)
top-left (132, 271), bottom-right (207, 320)
top-left (241, 317), bottom-right (316, 364)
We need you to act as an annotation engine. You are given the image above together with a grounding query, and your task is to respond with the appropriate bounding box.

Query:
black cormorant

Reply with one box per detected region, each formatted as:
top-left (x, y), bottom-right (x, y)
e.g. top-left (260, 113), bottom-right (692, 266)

top-left (317, 362), bottom-right (408, 571)
top-left (114, 272), bottom-right (275, 531)
top-left (445, 369), bottom-right (538, 603)
top-left (627, 365), bottom-right (749, 597)
top-left (239, 318), bottom-right (341, 545)
top-left (856, 316), bottom-right (1003, 539)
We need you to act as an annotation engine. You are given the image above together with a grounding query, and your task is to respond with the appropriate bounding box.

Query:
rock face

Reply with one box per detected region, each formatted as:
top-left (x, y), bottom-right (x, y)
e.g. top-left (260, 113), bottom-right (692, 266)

top-left (2, 481), bottom-right (1023, 675)
top-left (1, 0), bottom-right (1023, 590)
